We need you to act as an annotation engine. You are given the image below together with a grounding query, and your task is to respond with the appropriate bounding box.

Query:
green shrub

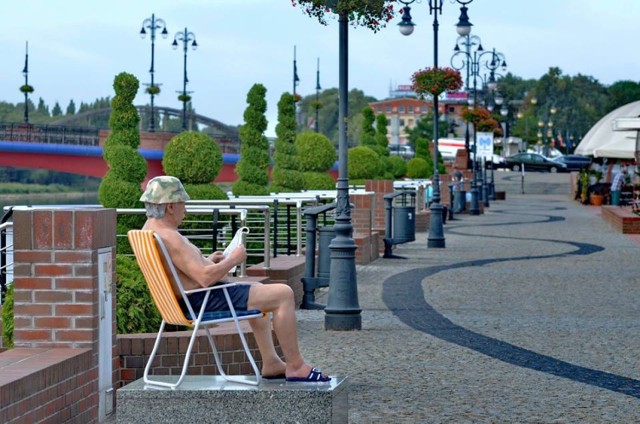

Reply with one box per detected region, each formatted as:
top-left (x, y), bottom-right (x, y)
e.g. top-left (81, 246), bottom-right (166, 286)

top-left (406, 157), bottom-right (429, 178)
top-left (183, 183), bottom-right (228, 200)
top-left (2, 284), bottom-right (14, 348)
top-left (163, 132), bottom-right (223, 183)
top-left (387, 155), bottom-right (408, 178)
top-left (116, 255), bottom-right (162, 334)
top-left (296, 131), bottom-right (336, 172)
top-left (271, 92), bottom-right (304, 192)
top-left (304, 172), bottom-right (336, 190)
top-left (233, 84), bottom-right (271, 195)
top-left (348, 146), bottom-right (383, 180)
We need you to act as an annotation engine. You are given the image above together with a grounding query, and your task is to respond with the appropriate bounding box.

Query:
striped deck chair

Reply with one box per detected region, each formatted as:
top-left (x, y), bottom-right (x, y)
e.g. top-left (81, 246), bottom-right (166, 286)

top-left (127, 229), bottom-right (264, 389)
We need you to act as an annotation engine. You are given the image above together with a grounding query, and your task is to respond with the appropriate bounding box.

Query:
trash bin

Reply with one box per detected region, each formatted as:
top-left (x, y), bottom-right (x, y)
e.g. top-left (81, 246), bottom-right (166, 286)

top-left (392, 205), bottom-right (415, 243)
top-left (317, 226), bottom-right (335, 280)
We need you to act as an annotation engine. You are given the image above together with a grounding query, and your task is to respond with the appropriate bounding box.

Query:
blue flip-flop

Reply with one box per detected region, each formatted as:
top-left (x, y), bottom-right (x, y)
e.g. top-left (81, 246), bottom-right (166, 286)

top-left (285, 367), bottom-right (331, 382)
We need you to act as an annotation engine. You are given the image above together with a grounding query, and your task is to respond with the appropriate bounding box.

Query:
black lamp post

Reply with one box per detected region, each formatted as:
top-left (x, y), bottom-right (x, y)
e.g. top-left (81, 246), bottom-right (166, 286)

top-left (398, 0), bottom-right (474, 248)
top-left (20, 41), bottom-right (32, 124)
top-left (140, 13), bottom-right (168, 132)
top-left (453, 34), bottom-right (481, 162)
top-left (314, 58), bottom-right (321, 133)
top-left (324, 12), bottom-right (361, 331)
top-left (172, 28), bottom-right (197, 131)
top-left (452, 43), bottom-right (506, 215)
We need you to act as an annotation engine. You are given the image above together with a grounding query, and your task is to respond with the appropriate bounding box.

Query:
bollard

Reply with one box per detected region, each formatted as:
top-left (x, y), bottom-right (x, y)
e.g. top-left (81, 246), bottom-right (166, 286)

top-left (448, 183), bottom-right (455, 221)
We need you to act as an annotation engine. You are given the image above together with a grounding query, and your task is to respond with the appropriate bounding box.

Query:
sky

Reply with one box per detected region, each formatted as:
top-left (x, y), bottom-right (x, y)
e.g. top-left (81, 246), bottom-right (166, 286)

top-left (1, 0), bottom-right (640, 137)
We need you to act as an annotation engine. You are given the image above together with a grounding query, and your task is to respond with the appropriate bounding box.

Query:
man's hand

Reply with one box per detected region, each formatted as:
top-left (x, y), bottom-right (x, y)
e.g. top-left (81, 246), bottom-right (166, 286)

top-left (228, 244), bottom-right (248, 265)
top-left (207, 251), bottom-right (225, 263)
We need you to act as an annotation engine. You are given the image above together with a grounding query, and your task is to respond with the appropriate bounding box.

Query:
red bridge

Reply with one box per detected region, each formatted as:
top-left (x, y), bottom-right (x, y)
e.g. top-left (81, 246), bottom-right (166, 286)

top-left (0, 122), bottom-right (240, 183)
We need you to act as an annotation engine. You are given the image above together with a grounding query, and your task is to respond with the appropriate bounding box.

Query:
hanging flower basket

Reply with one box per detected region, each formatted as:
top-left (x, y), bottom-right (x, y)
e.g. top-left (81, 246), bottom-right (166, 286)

top-left (411, 67), bottom-right (462, 96)
top-left (291, 0), bottom-right (396, 32)
top-left (19, 84), bottom-right (34, 94)
top-left (146, 85), bottom-right (161, 95)
top-left (293, 93), bottom-right (303, 103)
top-left (178, 94), bottom-right (192, 102)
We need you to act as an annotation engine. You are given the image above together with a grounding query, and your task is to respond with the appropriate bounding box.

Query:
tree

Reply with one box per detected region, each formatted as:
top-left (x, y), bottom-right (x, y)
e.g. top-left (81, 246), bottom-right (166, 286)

top-left (65, 99), bottom-right (76, 115)
top-left (51, 102), bottom-right (63, 117)
top-left (359, 106), bottom-right (377, 147)
top-left (375, 113), bottom-right (389, 153)
top-left (232, 83), bottom-right (271, 195)
top-left (271, 92), bottom-right (304, 192)
top-left (606, 80), bottom-right (640, 113)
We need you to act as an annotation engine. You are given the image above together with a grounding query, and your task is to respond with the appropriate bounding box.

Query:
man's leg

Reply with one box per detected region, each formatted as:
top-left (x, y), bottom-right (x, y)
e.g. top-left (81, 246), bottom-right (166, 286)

top-left (247, 283), bottom-right (326, 379)
top-left (248, 314), bottom-right (286, 377)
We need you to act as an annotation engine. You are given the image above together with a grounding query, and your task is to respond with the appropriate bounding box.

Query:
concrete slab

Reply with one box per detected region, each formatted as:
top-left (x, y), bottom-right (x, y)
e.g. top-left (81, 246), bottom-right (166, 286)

top-left (116, 375), bottom-right (348, 424)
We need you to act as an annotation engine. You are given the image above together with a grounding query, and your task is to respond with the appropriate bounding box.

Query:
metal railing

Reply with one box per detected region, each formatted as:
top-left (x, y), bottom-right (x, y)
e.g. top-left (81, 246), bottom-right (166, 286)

top-left (0, 122), bottom-right (100, 146)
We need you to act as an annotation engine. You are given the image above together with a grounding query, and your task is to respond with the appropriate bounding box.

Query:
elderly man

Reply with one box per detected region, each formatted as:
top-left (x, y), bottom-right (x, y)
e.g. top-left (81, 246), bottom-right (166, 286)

top-left (610, 164), bottom-right (628, 206)
top-left (139, 176), bottom-right (329, 382)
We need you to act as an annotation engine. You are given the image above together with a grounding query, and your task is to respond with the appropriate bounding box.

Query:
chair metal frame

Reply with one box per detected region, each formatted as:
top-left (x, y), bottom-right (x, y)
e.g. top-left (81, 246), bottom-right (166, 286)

top-left (127, 229), bottom-right (264, 389)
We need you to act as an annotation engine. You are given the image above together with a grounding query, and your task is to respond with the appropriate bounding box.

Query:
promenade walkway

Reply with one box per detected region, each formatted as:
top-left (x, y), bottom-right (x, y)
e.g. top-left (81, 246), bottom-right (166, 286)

top-left (298, 175), bottom-right (640, 422)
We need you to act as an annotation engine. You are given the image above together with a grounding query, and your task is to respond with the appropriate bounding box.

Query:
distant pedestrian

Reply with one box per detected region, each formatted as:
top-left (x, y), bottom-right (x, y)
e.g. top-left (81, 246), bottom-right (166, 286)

top-left (610, 164), bottom-right (628, 206)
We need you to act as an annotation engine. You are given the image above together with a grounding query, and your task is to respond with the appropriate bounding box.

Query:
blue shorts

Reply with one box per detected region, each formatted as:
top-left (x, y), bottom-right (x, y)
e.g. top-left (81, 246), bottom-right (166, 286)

top-left (179, 282), bottom-right (251, 316)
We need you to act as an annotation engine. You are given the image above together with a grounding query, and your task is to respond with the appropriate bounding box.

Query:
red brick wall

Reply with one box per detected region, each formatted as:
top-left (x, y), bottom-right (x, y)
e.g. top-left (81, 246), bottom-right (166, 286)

top-left (602, 206), bottom-right (640, 233)
top-left (246, 256), bottom-right (306, 307)
top-left (4, 208), bottom-right (118, 423)
top-left (0, 348), bottom-right (95, 424)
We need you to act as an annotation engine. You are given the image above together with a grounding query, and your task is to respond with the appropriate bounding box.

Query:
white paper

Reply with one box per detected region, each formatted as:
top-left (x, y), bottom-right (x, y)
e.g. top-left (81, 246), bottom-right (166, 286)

top-left (223, 227), bottom-right (249, 273)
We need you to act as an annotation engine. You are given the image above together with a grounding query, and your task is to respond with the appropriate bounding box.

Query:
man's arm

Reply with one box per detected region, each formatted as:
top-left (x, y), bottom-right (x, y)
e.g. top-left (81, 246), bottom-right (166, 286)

top-left (162, 230), bottom-right (247, 288)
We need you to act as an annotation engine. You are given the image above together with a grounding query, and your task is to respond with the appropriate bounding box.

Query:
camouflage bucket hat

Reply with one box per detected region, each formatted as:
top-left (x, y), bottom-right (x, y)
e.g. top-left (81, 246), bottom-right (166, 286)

top-left (140, 176), bottom-right (191, 204)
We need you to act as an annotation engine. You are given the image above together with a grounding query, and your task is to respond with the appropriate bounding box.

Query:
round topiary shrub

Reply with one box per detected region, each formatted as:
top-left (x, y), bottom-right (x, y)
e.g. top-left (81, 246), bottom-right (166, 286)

top-left (163, 131), bottom-right (222, 183)
top-left (387, 155), bottom-right (408, 179)
top-left (296, 131), bottom-right (336, 172)
top-left (406, 157), bottom-right (429, 179)
top-left (348, 146), bottom-right (383, 180)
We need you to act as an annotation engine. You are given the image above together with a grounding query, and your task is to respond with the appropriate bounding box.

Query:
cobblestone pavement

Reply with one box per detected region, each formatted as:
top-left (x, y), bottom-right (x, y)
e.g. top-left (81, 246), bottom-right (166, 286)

top-left (298, 178), bottom-right (640, 423)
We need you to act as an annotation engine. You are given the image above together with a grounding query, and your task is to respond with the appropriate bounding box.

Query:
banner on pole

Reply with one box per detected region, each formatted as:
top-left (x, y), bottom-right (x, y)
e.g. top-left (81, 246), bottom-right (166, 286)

top-left (477, 132), bottom-right (494, 160)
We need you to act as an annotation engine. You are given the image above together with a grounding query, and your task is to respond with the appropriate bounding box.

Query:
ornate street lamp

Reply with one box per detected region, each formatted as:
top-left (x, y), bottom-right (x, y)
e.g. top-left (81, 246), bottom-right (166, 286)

top-left (452, 42), bottom-right (506, 215)
top-left (453, 34), bottom-right (481, 163)
top-left (140, 13), bottom-right (168, 132)
top-left (398, 0), bottom-right (474, 248)
top-left (172, 28), bottom-right (197, 130)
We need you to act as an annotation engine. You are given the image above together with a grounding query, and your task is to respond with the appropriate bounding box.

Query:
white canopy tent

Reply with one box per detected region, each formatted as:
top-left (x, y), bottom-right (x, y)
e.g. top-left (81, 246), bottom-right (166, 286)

top-left (574, 100), bottom-right (640, 159)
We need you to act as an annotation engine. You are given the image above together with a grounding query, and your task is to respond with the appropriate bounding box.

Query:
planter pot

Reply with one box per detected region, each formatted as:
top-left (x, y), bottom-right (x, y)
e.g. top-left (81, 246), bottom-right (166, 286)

top-left (591, 194), bottom-right (604, 206)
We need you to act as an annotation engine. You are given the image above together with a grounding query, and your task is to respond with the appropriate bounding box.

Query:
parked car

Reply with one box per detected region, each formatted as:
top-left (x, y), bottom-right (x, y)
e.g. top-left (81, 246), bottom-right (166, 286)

top-left (552, 154), bottom-right (591, 171)
top-left (505, 153), bottom-right (568, 173)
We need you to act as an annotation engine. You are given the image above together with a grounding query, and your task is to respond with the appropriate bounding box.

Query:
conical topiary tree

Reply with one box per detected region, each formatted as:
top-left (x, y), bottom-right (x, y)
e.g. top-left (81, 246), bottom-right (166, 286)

top-left (232, 83), bottom-right (271, 195)
top-left (270, 92), bottom-right (304, 193)
top-left (98, 72), bottom-right (147, 224)
top-left (162, 131), bottom-right (227, 200)
top-left (98, 72), bottom-right (147, 256)
top-left (296, 130), bottom-right (337, 190)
